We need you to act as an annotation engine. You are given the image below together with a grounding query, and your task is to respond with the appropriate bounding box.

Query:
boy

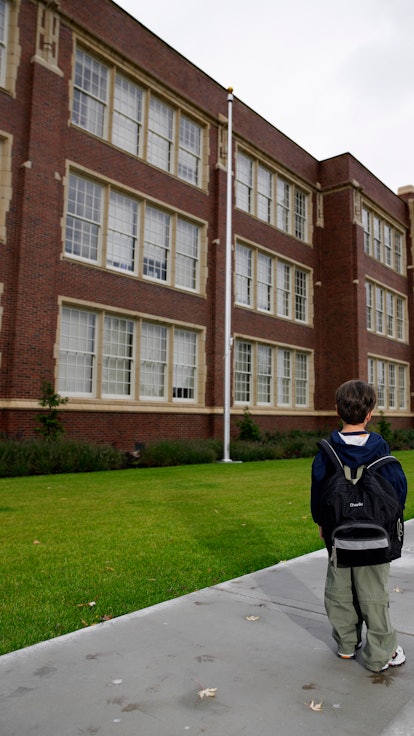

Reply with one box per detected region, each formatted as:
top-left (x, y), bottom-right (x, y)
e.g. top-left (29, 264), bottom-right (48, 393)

top-left (311, 380), bottom-right (407, 672)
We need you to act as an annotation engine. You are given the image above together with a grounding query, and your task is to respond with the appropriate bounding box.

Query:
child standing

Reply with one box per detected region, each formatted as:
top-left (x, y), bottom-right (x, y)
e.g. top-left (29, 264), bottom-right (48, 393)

top-left (311, 380), bottom-right (407, 672)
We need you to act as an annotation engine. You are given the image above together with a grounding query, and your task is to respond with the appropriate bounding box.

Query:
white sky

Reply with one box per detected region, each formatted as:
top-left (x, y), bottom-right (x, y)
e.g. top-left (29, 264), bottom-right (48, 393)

top-left (115, 0), bottom-right (414, 195)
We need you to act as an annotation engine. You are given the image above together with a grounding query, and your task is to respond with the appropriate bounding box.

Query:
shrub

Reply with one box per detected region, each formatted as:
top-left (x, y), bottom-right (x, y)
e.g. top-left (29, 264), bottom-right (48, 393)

top-left (236, 408), bottom-right (262, 442)
top-left (0, 438), bottom-right (124, 477)
top-left (35, 382), bottom-right (69, 440)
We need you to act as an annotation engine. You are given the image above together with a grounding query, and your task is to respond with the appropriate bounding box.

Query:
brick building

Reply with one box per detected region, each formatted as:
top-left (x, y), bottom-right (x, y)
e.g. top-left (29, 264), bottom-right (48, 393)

top-left (1, 0), bottom-right (413, 451)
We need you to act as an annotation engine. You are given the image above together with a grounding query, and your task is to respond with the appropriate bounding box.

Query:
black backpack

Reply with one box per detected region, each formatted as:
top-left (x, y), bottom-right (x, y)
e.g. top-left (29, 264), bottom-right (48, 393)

top-left (317, 439), bottom-right (404, 568)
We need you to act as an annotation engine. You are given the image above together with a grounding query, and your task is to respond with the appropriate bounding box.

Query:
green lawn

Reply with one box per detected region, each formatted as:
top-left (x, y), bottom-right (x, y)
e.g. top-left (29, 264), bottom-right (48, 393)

top-left (1, 453), bottom-right (413, 655)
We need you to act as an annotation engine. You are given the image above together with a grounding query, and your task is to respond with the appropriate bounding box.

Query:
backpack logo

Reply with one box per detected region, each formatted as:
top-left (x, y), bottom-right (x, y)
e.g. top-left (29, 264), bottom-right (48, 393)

top-left (317, 440), bottom-right (404, 568)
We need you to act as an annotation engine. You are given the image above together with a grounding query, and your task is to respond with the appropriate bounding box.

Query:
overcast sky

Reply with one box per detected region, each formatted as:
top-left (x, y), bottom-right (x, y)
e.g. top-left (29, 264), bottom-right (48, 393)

top-left (115, 0), bottom-right (414, 195)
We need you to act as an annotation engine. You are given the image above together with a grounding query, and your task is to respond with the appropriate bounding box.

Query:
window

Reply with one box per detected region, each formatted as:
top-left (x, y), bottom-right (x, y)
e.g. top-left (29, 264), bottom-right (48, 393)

top-left (277, 261), bottom-right (308, 323)
top-left (234, 341), bottom-right (252, 403)
top-left (257, 345), bottom-right (272, 405)
top-left (140, 322), bottom-right (167, 399)
top-left (143, 206), bottom-right (170, 282)
top-left (235, 152), bottom-right (253, 213)
top-left (257, 164), bottom-right (272, 223)
top-left (363, 208), bottom-right (370, 255)
top-left (295, 352), bottom-right (308, 406)
top-left (58, 308), bottom-right (202, 403)
top-left (375, 286), bottom-right (384, 334)
top-left (277, 349), bottom-right (291, 406)
top-left (112, 73), bottom-right (144, 156)
top-left (107, 191), bottom-right (138, 272)
top-left (368, 357), bottom-right (408, 411)
top-left (277, 178), bottom-right (290, 232)
top-left (366, 281), bottom-right (406, 342)
top-left (65, 171), bottom-right (203, 292)
top-left (394, 232), bottom-right (402, 274)
top-left (295, 269), bottom-right (308, 322)
top-left (173, 329), bottom-right (197, 399)
top-left (235, 151), bottom-right (309, 240)
top-left (178, 114), bottom-right (201, 186)
top-left (0, 0), bottom-right (8, 88)
top-left (175, 219), bottom-right (199, 291)
top-left (366, 282), bottom-right (373, 330)
top-left (294, 190), bottom-right (307, 241)
top-left (147, 96), bottom-right (174, 172)
top-left (72, 48), bottom-right (108, 137)
top-left (373, 216), bottom-right (382, 261)
top-left (234, 339), bottom-right (311, 409)
top-left (65, 173), bottom-right (102, 262)
top-left (235, 244), bottom-right (252, 306)
top-left (58, 308), bottom-right (96, 396)
top-left (257, 253), bottom-right (272, 312)
top-left (72, 47), bottom-right (205, 187)
top-left (384, 224), bottom-right (392, 267)
top-left (103, 317), bottom-right (134, 397)
top-left (362, 206), bottom-right (404, 273)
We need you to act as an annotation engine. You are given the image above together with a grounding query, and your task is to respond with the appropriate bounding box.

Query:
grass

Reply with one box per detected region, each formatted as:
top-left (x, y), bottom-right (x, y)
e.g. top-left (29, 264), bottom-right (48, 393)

top-left (1, 452), bottom-right (413, 656)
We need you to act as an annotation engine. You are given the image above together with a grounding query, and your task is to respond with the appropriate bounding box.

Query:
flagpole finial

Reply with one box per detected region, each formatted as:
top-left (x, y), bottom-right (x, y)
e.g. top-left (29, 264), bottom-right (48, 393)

top-left (227, 86), bottom-right (233, 94)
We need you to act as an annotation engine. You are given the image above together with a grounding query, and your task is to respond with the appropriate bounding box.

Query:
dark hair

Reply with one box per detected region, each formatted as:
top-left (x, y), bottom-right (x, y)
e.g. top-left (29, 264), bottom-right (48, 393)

top-left (335, 380), bottom-right (376, 425)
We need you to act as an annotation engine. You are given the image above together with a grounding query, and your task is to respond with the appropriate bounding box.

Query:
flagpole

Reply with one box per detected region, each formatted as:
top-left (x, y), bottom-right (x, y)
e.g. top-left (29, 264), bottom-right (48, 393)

top-left (222, 87), bottom-right (234, 462)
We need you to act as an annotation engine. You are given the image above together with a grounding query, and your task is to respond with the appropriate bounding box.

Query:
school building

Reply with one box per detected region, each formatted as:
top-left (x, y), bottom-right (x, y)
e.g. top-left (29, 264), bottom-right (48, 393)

top-left (1, 0), bottom-right (414, 451)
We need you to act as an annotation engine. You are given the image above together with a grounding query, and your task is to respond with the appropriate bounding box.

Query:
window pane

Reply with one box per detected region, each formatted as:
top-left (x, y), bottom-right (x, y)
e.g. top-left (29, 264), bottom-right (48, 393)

top-left (175, 218), bottom-right (199, 291)
top-left (257, 253), bottom-right (272, 312)
top-left (277, 349), bottom-right (291, 405)
top-left (295, 353), bottom-right (308, 406)
top-left (140, 322), bottom-right (167, 398)
top-left (103, 317), bottom-right (134, 397)
top-left (295, 269), bottom-right (307, 322)
top-left (236, 152), bottom-right (253, 212)
top-left (235, 244), bottom-right (252, 306)
top-left (277, 262), bottom-right (291, 317)
top-left (257, 165), bottom-right (272, 223)
top-left (65, 174), bottom-right (102, 262)
top-left (234, 341), bottom-right (251, 402)
top-left (72, 48), bottom-right (107, 137)
top-left (173, 329), bottom-right (197, 399)
top-left (113, 73), bottom-right (143, 155)
top-left (107, 191), bottom-right (138, 272)
top-left (294, 190), bottom-right (307, 240)
top-left (58, 308), bottom-right (96, 395)
top-left (143, 206), bottom-right (170, 281)
top-left (277, 178), bottom-right (290, 232)
top-left (257, 345), bottom-right (272, 404)
top-left (147, 97), bottom-right (174, 171)
top-left (178, 115), bottom-right (201, 185)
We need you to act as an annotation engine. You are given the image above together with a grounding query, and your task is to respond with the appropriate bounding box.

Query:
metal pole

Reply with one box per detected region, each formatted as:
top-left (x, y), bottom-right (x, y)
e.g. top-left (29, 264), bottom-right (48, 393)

top-left (223, 88), bottom-right (233, 462)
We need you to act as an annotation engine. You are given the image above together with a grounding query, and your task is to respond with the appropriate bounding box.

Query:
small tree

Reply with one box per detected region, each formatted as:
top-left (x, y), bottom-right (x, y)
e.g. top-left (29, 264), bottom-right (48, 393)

top-left (236, 408), bottom-right (261, 442)
top-left (35, 382), bottom-right (69, 440)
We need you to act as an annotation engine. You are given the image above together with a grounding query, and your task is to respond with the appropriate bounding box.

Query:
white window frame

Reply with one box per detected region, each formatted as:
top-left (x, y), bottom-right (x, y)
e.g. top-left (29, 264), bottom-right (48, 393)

top-left (173, 328), bottom-right (197, 401)
top-left (102, 316), bottom-right (135, 398)
top-left (112, 72), bottom-right (144, 157)
top-left (235, 244), bottom-right (253, 307)
top-left (72, 47), bottom-right (108, 138)
top-left (58, 307), bottom-right (97, 397)
top-left (235, 151), bottom-right (254, 214)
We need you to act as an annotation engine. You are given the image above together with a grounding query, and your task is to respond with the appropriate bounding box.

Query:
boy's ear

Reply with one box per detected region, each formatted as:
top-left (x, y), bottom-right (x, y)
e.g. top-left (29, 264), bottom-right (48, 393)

top-left (366, 410), bottom-right (373, 423)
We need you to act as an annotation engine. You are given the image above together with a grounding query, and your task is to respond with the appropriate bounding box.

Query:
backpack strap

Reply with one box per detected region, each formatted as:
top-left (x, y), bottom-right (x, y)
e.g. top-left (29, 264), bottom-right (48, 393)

top-left (367, 455), bottom-right (401, 472)
top-left (317, 439), bottom-right (364, 485)
top-left (317, 439), bottom-right (344, 471)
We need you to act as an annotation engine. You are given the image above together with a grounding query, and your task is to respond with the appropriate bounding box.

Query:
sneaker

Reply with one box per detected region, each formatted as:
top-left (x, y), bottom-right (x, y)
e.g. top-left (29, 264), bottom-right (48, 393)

top-left (338, 642), bottom-right (362, 660)
top-left (381, 646), bottom-right (406, 672)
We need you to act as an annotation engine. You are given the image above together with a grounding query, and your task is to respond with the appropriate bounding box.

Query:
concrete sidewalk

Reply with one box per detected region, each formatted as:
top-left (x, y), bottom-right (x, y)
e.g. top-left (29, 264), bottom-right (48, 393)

top-left (1, 522), bottom-right (414, 736)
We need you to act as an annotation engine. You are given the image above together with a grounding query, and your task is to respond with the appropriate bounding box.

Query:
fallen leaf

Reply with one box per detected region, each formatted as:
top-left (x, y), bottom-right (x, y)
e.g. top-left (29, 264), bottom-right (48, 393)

top-left (393, 587), bottom-right (403, 593)
top-left (101, 614), bottom-right (113, 621)
top-left (306, 700), bottom-right (323, 711)
top-left (33, 540), bottom-right (41, 545)
top-left (198, 687), bottom-right (217, 699)
top-left (245, 615), bottom-right (260, 621)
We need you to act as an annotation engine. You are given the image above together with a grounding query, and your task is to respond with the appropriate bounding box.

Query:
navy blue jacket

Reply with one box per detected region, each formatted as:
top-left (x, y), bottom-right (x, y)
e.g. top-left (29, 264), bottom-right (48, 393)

top-left (311, 430), bottom-right (407, 526)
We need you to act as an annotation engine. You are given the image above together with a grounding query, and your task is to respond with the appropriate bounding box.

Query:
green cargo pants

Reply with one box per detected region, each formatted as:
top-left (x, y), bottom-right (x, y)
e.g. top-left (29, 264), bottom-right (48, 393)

top-left (324, 561), bottom-right (397, 672)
